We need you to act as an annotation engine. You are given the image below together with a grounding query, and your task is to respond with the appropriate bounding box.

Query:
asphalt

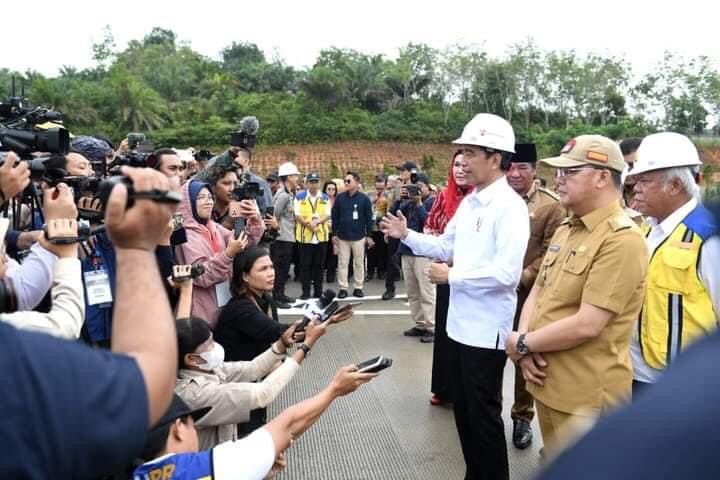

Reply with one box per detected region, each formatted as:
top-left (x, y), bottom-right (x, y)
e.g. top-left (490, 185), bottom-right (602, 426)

top-left (268, 277), bottom-right (544, 480)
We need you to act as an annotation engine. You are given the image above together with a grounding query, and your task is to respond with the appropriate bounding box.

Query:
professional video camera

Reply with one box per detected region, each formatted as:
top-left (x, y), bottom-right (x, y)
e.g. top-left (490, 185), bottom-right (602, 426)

top-left (229, 116), bottom-right (259, 150)
top-left (107, 133), bottom-right (155, 175)
top-left (0, 78), bottom-right (70, 157)
top-left (96, 175), bottom-right (182, 212)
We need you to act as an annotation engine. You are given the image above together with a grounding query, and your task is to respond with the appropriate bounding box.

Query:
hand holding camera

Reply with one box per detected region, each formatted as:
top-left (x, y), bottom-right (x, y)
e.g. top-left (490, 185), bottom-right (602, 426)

top-left (39, 219), bottom-right (80, 258)
top-left (104, 167), bottom-right (178, 252)
top-left (0, 151), bottom-right (30, 203)
top-left (43, 183), bottom-right (78, 222)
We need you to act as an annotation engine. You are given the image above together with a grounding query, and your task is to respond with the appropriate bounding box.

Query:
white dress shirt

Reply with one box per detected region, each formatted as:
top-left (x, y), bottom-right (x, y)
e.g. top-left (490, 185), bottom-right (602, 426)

top-left (632, 198), bottom-right (720, 383)
top-left (403, 175), bottom-right (529, 349)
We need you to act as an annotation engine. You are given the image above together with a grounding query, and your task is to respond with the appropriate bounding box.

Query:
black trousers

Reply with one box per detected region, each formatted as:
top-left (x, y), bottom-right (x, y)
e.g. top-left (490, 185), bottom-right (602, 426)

top-left (448, 337), bottom-right (509, 480)
top-left (271, 240), bottom-right (294, 297)
top-left (298, 242), bottom-right (328, 297)
top-left (367, 231), bottom-right (387, 274)
top-left (385, 238), bottom-right (401, 292)
top-left (430, 284), bottom-right (452, 401)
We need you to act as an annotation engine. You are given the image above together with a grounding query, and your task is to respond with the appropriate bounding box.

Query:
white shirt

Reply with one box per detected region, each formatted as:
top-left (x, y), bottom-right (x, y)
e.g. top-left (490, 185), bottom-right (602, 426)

top-left (403, 175), bottom-right (529, 349)
top-left (213, 427), bottom-right (276, 479)
top-left (632, 198), bottom-right (720, 383)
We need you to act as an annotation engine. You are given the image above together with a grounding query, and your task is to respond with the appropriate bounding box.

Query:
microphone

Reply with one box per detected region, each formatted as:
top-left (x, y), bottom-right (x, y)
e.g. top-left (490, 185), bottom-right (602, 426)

top-left (295, 289), bottom-right (337, 333)
top-left (239, 116), bottom-right (259, 135)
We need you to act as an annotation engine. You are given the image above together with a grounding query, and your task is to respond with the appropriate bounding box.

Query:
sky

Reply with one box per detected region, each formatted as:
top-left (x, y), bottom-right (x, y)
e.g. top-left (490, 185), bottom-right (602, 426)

top-left (2, 0), bottom-right (719, 78)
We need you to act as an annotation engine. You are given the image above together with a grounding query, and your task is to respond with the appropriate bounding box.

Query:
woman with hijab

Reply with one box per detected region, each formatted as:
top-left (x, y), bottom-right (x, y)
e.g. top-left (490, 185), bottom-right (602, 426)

top-left (175, 179), bottom-right (264, 327)
top-left (424, 151), bottom-right (473, 406)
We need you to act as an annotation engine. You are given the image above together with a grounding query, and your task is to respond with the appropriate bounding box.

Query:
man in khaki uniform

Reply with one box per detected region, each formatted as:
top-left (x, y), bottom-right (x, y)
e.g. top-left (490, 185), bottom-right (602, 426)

top-left (505, 143), bottom-right (565, 449)
top-left (505, 135), bottom-right (649, 457)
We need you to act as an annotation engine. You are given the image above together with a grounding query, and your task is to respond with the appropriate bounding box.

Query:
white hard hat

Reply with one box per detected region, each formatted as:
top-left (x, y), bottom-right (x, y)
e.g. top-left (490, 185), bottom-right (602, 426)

top-left (453, 113), bottom-right (516, 153)
top-left (629, 132), bottom-right (702, 176)
top-left (278, 162), bottom-right (300, 177)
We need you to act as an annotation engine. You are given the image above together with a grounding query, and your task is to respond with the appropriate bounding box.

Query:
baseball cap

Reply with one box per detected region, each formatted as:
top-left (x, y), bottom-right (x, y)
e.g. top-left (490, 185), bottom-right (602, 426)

top-left (415, 172), bottom-right (430, 185)
top-left (266, 172), bottom-right (279, 182)
top-left (395, 161), bottom-right (417, 171)
top-left (540, 135), bottom-right (625, 173)
top-left (306, 172), bottom-right (320, 182)
top-left (512, 143), bottom-right (538, 164)
top-left (151, 394), bottom-right (210, 432)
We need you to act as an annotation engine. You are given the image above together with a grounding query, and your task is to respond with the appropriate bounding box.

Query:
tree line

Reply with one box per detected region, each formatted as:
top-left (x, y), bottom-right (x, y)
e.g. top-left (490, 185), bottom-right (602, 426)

top-left (2, 27), bottom-right (719, 157)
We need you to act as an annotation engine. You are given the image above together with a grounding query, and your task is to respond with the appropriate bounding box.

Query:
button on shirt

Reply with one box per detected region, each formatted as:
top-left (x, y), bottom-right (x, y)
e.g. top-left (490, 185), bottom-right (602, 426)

top-left (631, 198), bottom-right (720, 383)
top-left (402, 176), bottom-right (529, 349)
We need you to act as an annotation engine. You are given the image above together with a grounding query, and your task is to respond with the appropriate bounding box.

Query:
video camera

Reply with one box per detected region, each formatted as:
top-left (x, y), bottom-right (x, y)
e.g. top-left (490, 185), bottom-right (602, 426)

top-left (107, 133), bottom-right (155, 175)
top-left (0, 77), bottom-right (70, 158)
top-left (230, 116), bottom-right (259, 150)
top-left (96, 175), bottom-right (182, 212)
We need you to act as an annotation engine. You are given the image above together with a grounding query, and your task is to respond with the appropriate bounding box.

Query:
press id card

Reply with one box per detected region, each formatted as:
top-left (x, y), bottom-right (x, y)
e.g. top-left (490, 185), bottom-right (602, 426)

top-left (84, 269), bottom-right (113, 305)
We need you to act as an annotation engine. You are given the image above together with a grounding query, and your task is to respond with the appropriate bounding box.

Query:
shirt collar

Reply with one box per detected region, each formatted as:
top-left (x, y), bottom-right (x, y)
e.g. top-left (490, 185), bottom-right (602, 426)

top-left (471, 175), bottom-right (509, 206)
top-left (646, 198), bottom-right (697, 235)
top-left (523, 182), bottom-right (538, 202)
top-left (572, 199), bottom-right (625, 232)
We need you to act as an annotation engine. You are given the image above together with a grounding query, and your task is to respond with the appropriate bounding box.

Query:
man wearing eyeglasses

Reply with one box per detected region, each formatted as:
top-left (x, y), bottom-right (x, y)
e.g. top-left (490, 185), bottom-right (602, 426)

top-left (505, 135), bottom-right (649, 458)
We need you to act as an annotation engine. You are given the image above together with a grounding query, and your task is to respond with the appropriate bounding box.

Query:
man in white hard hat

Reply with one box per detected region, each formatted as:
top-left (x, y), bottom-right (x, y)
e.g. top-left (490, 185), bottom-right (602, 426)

top-left (271, 162), bottom-right (300, 307)
top-left (382, 113), bottom-right (529, 480)
top-left (505, 135), bottom-right (649, 458)
top-left (628, 132), bottom-right (720, 396)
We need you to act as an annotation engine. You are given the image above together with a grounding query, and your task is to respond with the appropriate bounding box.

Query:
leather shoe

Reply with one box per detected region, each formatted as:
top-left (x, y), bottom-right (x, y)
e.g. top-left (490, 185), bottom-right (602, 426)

top-left (299, 294), bottom-right (310, 300)
top-left (420, 331), bottom-right (435, 343)
top-left (404, 327), bottom-right (427, 337)
top-left (382, 290), bottom-right (395, 300)
top-left (366, 270), bottom-right (375, 280)
top-left (352, 289), bottom-right (364, 298)
top-left (338, 290), bottom-right (348, 299)
top-left (275, 294), bottom-right (295, 304)
top-left (512, 419), bottom-right (533, 449)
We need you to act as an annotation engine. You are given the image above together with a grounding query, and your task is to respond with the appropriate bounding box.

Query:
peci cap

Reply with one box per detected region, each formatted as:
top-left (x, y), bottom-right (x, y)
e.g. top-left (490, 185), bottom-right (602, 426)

top-left (306, 172), bottom-right (320, 182)
top-left (395, 161), bottom-right (417, 171)
top-left (540, 135), bottom-right (625, 173)
top-left (512, 143), bottom-right (538, 164)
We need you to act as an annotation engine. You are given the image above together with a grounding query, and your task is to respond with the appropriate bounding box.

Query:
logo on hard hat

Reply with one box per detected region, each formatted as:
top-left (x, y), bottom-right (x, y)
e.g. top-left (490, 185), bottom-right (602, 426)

top-left (561, 139), bottom-right (576, 154)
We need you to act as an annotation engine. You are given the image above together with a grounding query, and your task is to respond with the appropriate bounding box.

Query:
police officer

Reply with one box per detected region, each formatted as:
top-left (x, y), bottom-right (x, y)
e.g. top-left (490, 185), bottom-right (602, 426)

top-left (506, 135), bottom-right (649, 457)
top-left (505, 143), bottom-right (565, 449)
top-left (294, 172), bottom-right (332, 299)
top-left (627, 132), bottom-right (720, 396)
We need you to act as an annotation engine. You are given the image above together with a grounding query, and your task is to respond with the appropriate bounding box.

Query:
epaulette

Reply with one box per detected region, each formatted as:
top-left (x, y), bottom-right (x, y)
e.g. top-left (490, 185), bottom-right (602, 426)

top-left (623, 207), bottom-right (645, 227)
top-left (608, 214), bottom-right (635, 232)
top-left (538, 187), bottom-right (560, 201)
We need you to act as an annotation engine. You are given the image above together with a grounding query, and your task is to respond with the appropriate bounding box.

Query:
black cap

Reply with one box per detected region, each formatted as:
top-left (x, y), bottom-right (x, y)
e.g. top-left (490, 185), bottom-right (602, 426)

top-left (513, 144), bottom-right (537, 163)
top-left (415, 172), bottom-right (430, 185)
top-left (266, 172), bottom-right (279, 182)
top-left (151, 394), bottom-right (211, 432)
top-left (395, 161), bottom-right (417, 171)
top-left (306, 172), bottom-right (320, 182)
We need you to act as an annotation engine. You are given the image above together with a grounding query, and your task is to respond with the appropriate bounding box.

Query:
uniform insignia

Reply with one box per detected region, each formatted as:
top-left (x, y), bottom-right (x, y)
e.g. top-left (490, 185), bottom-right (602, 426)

top-left (577, 245), bottom-right (587, 253)
top-left (549, 244), bottom-right (561, 252)
top-left (561, 139), bottom-right (576, 154)
top-left (586, 150), bottom-right (609, 163)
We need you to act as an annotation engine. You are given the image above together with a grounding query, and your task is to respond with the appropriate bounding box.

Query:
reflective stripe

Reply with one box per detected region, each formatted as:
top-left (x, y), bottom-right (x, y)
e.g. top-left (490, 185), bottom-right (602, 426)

top-left (666, 293), bottom-right (683, 364)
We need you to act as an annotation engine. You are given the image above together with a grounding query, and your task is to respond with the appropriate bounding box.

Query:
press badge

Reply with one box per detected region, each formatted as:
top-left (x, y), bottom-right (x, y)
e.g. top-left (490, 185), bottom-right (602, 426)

top-left (216, 280), bottom-right (232, 307)
top-left (352, 207), bottom-right (359, 220)
top-left (84, 269), bottom-right (113, 305)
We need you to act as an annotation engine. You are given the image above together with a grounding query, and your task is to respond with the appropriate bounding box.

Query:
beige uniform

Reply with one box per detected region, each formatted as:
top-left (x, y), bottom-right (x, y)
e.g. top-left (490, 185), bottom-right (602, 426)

top-left (526, 201), bottom-right (648, 454)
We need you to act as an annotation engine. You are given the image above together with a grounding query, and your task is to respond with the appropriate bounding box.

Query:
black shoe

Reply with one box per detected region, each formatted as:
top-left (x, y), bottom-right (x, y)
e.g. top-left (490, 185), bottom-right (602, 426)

top-left (275, 294), bottom-right (295, 304)
top-left (366, 271), bottom-right (375, 280)
top-left (276, 301), bottom-right (292, 309)
top-left (338, 290), bottom-right (348, 299)
top-left (352, 289), bottom-right (364, 298)
top-left (512, 419), bottom-right (533, 449)
top-left (382, 290), bottom-right (395, 301)
top-left (404, 327), bottom-right (427, 337)
top-left (299, 294), bottom-right (311, 300)
top-left (326, 273), bottom-right (336, 283)
top-left (420, 331), bottom-right (435, 343)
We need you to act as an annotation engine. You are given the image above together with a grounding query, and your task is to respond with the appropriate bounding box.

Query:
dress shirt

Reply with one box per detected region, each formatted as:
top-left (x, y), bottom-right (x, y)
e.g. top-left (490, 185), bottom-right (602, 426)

top-left (632, 198), bottom-right (720, 383)
top-left (5, 243), bottom-right (57, 311)
top-left (403, 175), bottom-right (529, 349)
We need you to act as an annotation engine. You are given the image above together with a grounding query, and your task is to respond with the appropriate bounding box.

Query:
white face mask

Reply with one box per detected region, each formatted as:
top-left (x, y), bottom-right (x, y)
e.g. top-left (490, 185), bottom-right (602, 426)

top-left (198, 342), bottom-right (225, 371)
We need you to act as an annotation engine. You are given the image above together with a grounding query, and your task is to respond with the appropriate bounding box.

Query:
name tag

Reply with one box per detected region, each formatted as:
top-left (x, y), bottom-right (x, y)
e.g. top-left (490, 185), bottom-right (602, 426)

top-left (84, 269), bottom-right (113, 305)
top-left (353, 210), bottom-right (359, 220)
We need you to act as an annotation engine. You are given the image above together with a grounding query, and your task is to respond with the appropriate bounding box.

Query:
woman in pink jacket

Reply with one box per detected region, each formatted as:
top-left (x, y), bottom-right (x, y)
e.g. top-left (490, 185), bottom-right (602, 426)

top-left (175, 179), bottom-right (265, 327)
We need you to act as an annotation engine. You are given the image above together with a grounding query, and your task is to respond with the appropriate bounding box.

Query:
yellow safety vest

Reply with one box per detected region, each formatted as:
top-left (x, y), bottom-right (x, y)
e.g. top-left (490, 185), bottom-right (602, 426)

top-left (640, 205), bottom-right (718, 369)
top-left (294, 191), bottom-right (331, 243)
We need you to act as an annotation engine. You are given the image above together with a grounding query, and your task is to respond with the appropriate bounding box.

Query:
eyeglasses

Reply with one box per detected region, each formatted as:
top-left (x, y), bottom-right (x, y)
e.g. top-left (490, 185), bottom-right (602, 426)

top-left (344, 179), bottom-right (352, 184)
top-left (556, 166), bottom-right (608, 178)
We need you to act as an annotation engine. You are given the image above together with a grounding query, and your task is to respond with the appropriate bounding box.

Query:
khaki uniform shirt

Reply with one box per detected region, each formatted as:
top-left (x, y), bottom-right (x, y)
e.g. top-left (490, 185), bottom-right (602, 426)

top-left (527, 201), bottom-right (649, 414)
top-left (176, 348), bottom-right (285, 450)
top-left (520, 184), bottom-right (566, 292)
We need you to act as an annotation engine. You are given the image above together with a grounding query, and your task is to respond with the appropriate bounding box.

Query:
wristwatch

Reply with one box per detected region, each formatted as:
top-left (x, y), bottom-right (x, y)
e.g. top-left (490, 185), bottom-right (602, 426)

top-left (299, 344), bottom-right (311, 356)
top-left (516, 333), bottom-right (530, 356)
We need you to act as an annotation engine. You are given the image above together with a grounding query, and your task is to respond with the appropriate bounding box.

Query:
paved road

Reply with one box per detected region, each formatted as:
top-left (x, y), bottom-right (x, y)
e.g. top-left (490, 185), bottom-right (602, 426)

top-left (270, 278), bottom-right (544, 479)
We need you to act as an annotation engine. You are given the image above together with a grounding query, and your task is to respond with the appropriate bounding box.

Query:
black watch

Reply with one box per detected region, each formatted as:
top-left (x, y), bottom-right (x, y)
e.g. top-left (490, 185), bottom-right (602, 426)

top-left (299, 344), bottom-right (311, 356)
top-left (516, 333), bottom-right (530, 356)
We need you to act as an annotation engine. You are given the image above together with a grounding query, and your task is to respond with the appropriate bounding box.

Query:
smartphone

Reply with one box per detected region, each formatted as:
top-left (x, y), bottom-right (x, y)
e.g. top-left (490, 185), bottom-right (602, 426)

top-left (334, 301), bottom-right (361, 316)
top-left (265, 206), bottom-right (275, 217)
top-left (356, 356), bottom-right (393, 373)
top-left (229, 200), bottom-right (243, 218)
top-left (172, 213), bottom-right (184, 231)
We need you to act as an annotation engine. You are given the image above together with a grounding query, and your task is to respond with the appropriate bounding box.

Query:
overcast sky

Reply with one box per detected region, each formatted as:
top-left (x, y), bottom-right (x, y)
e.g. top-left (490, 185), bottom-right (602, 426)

top-left (3, 0), bottom-right (719, 78)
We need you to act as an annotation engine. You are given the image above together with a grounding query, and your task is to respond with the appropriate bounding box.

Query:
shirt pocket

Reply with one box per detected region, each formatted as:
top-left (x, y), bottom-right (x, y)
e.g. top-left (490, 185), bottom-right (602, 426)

top-left (539, 250), bottom-right (560, 286)
top-left (555, 252), bottom-right (590, 301)
top-left (654, 247), bottom-right (694, 295)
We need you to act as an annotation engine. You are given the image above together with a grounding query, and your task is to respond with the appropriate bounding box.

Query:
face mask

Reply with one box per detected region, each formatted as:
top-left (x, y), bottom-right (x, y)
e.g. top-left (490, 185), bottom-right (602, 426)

top-left (198, 342), bottom-right (225, 371)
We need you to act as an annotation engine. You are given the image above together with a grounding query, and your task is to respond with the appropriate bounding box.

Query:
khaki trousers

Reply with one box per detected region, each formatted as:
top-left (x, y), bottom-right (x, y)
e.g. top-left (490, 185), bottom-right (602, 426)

top-left (401, 255), bottom-right (436, 332)
top-left (337, 239), bottom-right (365, 290)
top-left (536, 400), bottom-right (596, 460)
